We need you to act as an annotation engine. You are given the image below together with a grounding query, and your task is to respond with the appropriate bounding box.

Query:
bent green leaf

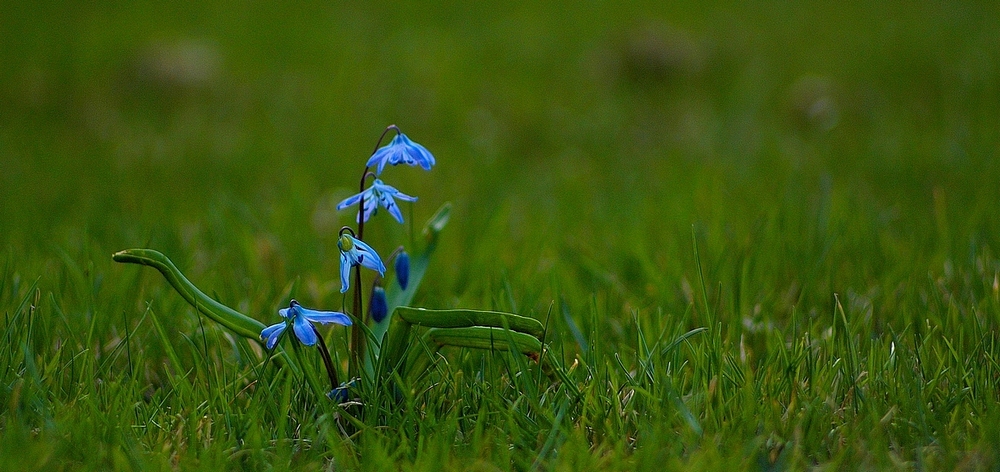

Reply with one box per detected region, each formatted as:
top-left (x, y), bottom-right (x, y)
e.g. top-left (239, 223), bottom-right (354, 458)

top-left (112, 249), bottom-right (264, 340)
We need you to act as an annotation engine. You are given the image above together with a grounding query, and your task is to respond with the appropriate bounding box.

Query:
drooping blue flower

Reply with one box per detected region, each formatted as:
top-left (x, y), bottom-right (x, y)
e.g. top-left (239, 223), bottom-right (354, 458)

top-left (328, 378), bottom-right (357, 403)
top-left (395, 251), bottom-right (410, 290)
top-left (336, 179), bottom-right (417, 224)
top-left (260, 299), bottom-right (352, 349)
top-left (366, 132), bottom-right (435, 175)
top-left (339, 234), bottom-right (386, 293)
top-left (369, 285), bottom-right (388, 323)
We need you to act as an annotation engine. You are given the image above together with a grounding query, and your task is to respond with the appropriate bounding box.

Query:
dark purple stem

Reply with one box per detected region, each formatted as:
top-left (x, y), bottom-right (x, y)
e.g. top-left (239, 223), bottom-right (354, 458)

top-left (313, 326), bottom-right (339, 391)
top-left (349, 125), bottom-right (399, 378)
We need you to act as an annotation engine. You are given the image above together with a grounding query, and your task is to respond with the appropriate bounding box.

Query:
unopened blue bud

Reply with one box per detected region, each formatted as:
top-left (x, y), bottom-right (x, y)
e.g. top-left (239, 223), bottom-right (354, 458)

top-left (395, 251), bottom-right (410, 290)
top-left (369, 286), bottom-right (388, 323)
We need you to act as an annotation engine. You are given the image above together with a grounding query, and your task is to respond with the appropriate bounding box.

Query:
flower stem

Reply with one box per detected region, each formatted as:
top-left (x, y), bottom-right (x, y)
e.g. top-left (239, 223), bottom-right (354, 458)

top-left (350, 171), bottom-right (370, 379)
top-left (357, 124), bottom-right (398, 241)
top-left (313, 326), bottom-right (340, 391)
top-left (349, 125), bottom-right (399, 379)
top-left (350, 265), bottom-right (363, 378)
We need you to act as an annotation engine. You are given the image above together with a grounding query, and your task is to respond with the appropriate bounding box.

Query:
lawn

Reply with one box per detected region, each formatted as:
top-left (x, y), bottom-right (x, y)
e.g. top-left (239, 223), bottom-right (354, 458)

top-left (2, 1), bottom-right (1000, 470)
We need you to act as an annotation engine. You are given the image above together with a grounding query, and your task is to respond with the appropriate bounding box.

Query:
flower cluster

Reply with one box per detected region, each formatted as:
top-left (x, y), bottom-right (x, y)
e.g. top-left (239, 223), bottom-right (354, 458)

top-left (335, 126), bottom-right (433, 293)
top-left (259, 126), bottom-right (435, 394)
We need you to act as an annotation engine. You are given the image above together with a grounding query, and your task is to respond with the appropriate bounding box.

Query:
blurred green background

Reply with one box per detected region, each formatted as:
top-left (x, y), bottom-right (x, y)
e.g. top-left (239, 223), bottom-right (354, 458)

top-left (3, 2), bottom-right (1000, 468)
top-left (2, 0), bottom-right (999, 328)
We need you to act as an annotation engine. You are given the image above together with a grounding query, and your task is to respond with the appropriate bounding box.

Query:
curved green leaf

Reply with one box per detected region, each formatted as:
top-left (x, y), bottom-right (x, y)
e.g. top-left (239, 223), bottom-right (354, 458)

top-left (423, 326), bottom-right (542, 354)
top-left (395, 307), bottom-right (545, 339)
top-left (112, 248), bottom-right (312, 384)
top-left (369, 202), bottom-right (451, 359)
top-left (112, 249), bottom-right (265, 340)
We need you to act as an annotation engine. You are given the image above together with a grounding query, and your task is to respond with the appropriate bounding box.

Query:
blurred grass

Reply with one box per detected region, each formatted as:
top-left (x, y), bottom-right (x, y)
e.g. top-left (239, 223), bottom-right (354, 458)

top-left (2, 0), bottom-right (1000, 469)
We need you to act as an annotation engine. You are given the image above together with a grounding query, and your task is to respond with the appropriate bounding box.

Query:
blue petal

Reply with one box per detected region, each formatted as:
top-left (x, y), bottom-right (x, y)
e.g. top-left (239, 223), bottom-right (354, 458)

top-left (292, 312), bottom-right (317, 346)
top-left (401, 134), bottom-right (435, 170)
top-left (340, 251), bottom-right (352, 293)
top-left (368, 132), bottom-right (437, 174)
top-left (352, 238), bottom-right (386, 275)
top-left (375, 180), bottom-right (417, 202)
top-left (299, 307), bottom-right (353, 326)
top-left (392, 148), bottom-right (416, 166)
top-left (328, 386), bottom-right (350, 402)
top-left (262, 322), bottom-right (284, 340)
top-left (278, 307), bottom-right (291, 319)
top-left (328, 378), bottom-right (357, 402)
top-left (339, 189), bottom-right (378, 223)
top-left (394, 190), bottom-right (417, 202)
top-left (381, 193), bottom-right (404, 223)
top-left (262, 323), bottom-right (286, 349)
top-left (336, 191), bottom-right (364, 210)
top-left (361, 198), bottom-right (377, 223)
top-left (367, 146), bottom-right (393, 175)
top-left (366, 148), bottom-right (389, 168)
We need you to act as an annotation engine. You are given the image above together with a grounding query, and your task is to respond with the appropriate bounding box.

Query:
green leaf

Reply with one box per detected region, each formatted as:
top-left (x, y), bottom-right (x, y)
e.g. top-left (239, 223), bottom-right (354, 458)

top-left (370, 202), bottom-right (452, 358)
top-left (112, 248), bottom-right (310, 382)
top-left (112, 249), bottom-right (264, 340)
top-left (395, 307), bottom-right (545, 339)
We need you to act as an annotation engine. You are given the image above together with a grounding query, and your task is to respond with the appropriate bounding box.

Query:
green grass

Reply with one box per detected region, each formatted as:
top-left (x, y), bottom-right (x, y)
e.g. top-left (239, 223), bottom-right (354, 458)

top-left (3, 1), bottom-right (1000, 470)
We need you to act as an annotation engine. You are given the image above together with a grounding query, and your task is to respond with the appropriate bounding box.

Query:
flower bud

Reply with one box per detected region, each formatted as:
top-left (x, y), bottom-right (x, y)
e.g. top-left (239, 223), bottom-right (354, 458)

top-left (338, 234), bottom-right (354, 252)
top-left (395, 251), bottom-right (410, 290)
top-left (369, 285), bottom-right (388, 323)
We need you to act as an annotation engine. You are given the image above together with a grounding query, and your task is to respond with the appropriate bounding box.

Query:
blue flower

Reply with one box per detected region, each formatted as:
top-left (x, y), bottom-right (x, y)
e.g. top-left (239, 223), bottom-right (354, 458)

top-left (339, 234), bottom-right (386, 293)
top-left (336, 179), bottom-right (417, 224)
top-left (366, 132), bottom-right (435, 175)
top-left (260, 299), bottom-right (352, 349)
top-left (328, 378), bottom-right (357, 403)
